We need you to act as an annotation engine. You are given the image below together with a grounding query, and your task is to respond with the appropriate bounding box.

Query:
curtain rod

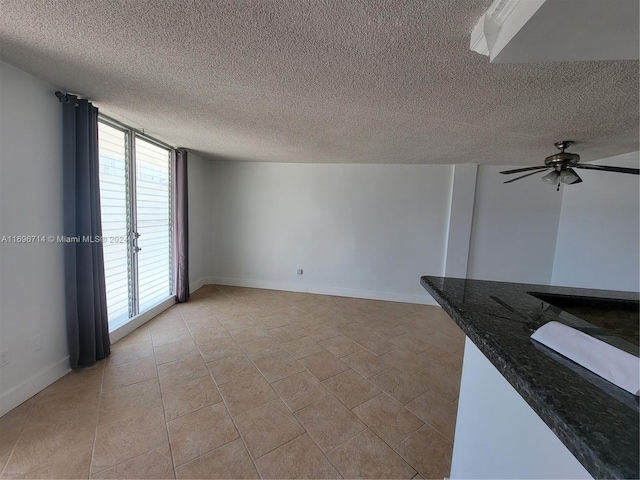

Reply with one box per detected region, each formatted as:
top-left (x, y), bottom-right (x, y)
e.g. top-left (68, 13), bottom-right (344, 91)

top-left (55, 91), bottom-right (179, 151)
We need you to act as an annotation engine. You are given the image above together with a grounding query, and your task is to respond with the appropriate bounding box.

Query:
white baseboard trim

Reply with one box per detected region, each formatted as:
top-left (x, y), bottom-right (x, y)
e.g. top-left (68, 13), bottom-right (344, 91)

top-left (109, 296), bottom-right (176, 344)
top-left (189, 277), bottom-right (208, 294)
top-left (0, 356), bottom-right (70, 416)
top-left (206, 276), bottom-right (437, 305)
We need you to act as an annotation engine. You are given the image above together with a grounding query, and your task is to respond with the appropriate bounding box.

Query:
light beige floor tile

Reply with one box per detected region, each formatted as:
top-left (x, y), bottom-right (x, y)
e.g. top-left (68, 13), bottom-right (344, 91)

top-left (162, 375), bottom-right (222, 421)
top-left (318, 335), bottom-right (364, 358)
top-left (353, 393), bottom-right (424, 446)
top-left (280, 337), bottom-right (323, 359)
top-left (417, 344), bottom-right (451, 366)
top-left (372, 324), bottom-right (407, 340)
top-left (3, 420), bottom-right (94, 478)
top-left (153, 337), bottom-right (199, 365)
top-left (24, 382), bottom-right (100, 428)
top-left (229, 326), bottom-right (271, 344)
top-left (2, 287), bottom-right (459, 480)
top-left (113, 326), bottom-right (151, 346)
top-left (412, 363), bottom-right (461, 401)
top-left (341, 349), bottom-right (391, 378)
top-left (424, 331), bottom-right (465, 353)
top-left (92, 406), bottom-right (168, 474)
top-left (405, 389), bottom-right (458, 440)
top-left (184, 315), bottom-right (224, 333)
top-left (252, 351), bottom-right (305, 383)
top-left (108, 340), bottom-right (155, 366)
top-left (394, 425), bottom-right (453, 480)
top-left (327, 428), bottom-right (416, 479)
top-left (90, 445), bottom-right (174, 479)
top-left (265, 325), bottom-right (306, 343)
top-left (218, 374), bottom-right (278, 417)
top-left (157, 354), bottom-right (209, 390)
top-left (241, 337), bottom-right (285, 360)
top-left (98, 378), bottom-right (162, 425)
top-left (299, 324), bottom-right (340, 342)
top-left (355, 334), bottom-right (397, 356)
top-left (272, 371), bottom-right (330, 412)
top-left (198, 337), bottom-right (244, 363)
top-left (0, 401), bottom-right (33, 471)
top-left (254, 434), bottom-right (340, 479)
top-left (176, 302), bottom-right (213, 320)
top-left (175, 438), bottom-right (258, 479)
top-left (207, 353), bottom-right (259, 386)
top-left (294, 395), bottom-right (366, 452)
top-left (102, 357), bottom-right (158, 391)
top-left (380, 349), bottom-right (428, 376)
top-left (370, 367), bottom-right (427, 405)
top-left (322, 369), bottom-right (381, 409)
top-left (218, 315), bottom-right (258, 331)
top-left (255, 314), bottom-right (290, 330)
top-left (191, 328), bottom-right (231, 345)
top-left (445, 348), bottom-right (465, 370)
top-left (167, 403), bottom-right (239, 467)
top-left (150, 324), bottom-right (192, 347)
top-left (235, 399), bottom-right (305, 459)
top-left (390, 334), bottom-right (432, 354)
top-left (298, 350), bottom-right (349, 381)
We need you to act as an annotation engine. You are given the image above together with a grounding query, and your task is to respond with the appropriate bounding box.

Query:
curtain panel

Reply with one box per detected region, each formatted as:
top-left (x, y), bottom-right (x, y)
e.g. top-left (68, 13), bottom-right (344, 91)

top-left (61, 94), bottom-right (110, 368)
top-left (173, 149), bottom-right (189, 302)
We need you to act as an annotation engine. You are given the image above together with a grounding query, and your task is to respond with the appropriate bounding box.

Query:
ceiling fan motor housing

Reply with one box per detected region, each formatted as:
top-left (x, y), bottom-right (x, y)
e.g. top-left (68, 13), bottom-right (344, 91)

top-left (544, 151), bottom-right (581, 170)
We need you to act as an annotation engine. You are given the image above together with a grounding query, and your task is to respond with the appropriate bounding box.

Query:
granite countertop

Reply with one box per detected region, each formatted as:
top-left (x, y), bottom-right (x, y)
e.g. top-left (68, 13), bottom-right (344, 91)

top-left (420, 276), bottom-right (639, 480)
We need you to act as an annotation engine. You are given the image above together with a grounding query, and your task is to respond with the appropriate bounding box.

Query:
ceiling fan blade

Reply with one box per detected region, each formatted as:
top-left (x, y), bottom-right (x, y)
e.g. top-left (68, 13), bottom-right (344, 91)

top-left (573, 164), bottom-right (640, 175)
top-left (503, 169), bottom-right (550, 184)
top-left (500, 165), bottom-right (550, 175)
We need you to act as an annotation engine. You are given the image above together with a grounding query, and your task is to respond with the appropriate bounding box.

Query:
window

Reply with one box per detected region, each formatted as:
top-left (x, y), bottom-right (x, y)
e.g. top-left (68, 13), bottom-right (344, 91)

top-left (98, 118), bottom-right (172, 331)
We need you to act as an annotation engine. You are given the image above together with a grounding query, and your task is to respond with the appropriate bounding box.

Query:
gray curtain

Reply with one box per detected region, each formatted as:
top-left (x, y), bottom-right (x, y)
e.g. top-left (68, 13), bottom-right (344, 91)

top-left (173, 149), bottom-right (189, 302)
top-left (61, 93), bottom-right (110, 368)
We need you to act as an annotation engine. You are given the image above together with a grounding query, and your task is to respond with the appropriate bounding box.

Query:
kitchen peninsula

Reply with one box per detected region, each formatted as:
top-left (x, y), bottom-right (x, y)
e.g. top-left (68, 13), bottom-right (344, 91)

top-left (421, 276), bottom-right (639, 479)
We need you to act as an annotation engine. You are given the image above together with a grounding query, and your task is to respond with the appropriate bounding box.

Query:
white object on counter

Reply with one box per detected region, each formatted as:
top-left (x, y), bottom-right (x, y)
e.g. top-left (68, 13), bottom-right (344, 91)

top-left (531, 321), bottom-right (640, 396)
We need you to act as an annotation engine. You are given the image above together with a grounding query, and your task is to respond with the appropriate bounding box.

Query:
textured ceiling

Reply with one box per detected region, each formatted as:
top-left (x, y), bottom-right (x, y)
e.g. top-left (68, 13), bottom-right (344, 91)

top-left (0, 0), bottom-right (638, 165)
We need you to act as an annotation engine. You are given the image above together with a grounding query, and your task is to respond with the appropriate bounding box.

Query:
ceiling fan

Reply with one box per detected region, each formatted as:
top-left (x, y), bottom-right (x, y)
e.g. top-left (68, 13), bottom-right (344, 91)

top-left (500, 141), bottom-right (639, 190)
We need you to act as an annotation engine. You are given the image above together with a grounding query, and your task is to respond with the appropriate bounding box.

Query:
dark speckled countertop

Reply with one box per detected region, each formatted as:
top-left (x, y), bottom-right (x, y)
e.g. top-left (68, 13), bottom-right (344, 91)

top-left (420, 276), bottom-right (639, 480)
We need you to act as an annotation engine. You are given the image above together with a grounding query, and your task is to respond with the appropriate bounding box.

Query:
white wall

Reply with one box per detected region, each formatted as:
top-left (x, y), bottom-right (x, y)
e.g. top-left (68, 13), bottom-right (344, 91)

top-left (209, 162), bottom-right (453, 303)
top-left (0, 62), bottom-right (70, 415)
top-left (451, 339), bottom-right (591, 479)
top-left (467, 165), bottom-right (563, 284)
top-left (552, 151), bottom-right (640, 292)
top-left (187, 151), bottom-right (212, 291)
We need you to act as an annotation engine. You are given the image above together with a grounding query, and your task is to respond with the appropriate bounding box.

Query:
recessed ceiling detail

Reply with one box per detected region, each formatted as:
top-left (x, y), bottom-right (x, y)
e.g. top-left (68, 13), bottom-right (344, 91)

top-left (471, 0), bottom-right (639, 63)
top-left (0, 0), bottom-right (637, 165)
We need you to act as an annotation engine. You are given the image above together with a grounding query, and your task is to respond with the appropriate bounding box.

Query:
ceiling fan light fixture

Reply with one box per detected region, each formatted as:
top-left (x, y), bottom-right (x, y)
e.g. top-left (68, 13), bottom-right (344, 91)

top-left (559, 168), bottom-right (580, 184)
top-left (541, 170), bottom-right (560, 185)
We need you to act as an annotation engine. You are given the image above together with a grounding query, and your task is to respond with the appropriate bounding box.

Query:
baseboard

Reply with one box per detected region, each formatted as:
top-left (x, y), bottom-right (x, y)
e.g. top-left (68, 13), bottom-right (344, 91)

top-left (0, 356), bottom-right (70, 416)
top-left (190, 277), bottom-right (208, 293)
top-left (206, 276), bottom-right (437, 305)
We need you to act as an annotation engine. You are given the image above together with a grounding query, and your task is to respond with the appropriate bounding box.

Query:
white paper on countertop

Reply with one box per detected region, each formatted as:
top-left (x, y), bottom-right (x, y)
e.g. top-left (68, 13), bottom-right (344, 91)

top-left (531, 321), bottom-right (640, 396)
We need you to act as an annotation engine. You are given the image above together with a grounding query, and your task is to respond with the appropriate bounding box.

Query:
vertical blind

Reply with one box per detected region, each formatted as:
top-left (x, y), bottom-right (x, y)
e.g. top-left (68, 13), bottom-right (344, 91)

top-left (98, 122), bottom-right (130, 324)
top-left (135, 137), bottom-right (172, 312)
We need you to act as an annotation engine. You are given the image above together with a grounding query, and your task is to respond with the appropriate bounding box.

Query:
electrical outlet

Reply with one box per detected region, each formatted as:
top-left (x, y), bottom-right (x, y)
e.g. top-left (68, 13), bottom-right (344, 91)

top-left (297, 268), bottom-right (303, 275)
top-left (32, 335), bottom-right (42, 351)
top-left (0, 350), bottom-right (9, 367)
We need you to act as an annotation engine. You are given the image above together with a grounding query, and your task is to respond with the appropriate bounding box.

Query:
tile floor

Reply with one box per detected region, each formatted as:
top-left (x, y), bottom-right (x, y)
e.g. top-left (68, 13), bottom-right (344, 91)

top-left (0, 285), bottom-right (465, 479)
